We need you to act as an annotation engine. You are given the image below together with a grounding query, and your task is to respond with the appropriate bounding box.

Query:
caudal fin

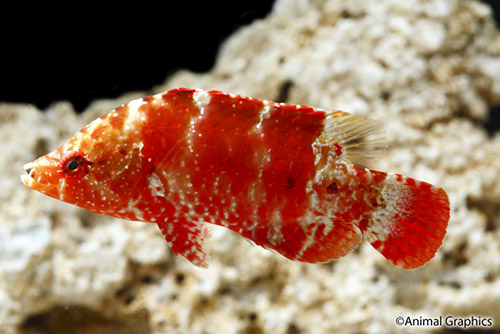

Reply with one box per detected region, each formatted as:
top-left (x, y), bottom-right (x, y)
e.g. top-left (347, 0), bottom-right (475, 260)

top-left (358, 173), bottom-right (450, 269)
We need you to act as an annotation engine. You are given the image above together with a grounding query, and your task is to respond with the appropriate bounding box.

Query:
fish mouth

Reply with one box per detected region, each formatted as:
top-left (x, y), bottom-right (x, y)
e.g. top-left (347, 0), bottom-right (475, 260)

top-left (21, 162), bottom-right (42, 188)
top-left (24, 162), bottom-right (33, 175)
top-left (20, 173), bottom-right (40, 189)
top-left (21, 162), bottom-right (58, 196)
top-left (21, 162), bottom-right (37, 187)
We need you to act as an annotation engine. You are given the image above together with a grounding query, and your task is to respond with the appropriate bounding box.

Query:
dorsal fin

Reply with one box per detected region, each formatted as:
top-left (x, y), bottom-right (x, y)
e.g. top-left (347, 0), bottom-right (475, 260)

top-left (322, 111), bottom-right (387, 169)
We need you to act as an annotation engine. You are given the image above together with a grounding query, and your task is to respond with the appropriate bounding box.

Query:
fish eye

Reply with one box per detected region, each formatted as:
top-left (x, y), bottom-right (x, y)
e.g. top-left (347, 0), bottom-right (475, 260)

top-left (67, 159), bottom-right (80, 171)
top-left (61, 152), bottom-right (90, 178)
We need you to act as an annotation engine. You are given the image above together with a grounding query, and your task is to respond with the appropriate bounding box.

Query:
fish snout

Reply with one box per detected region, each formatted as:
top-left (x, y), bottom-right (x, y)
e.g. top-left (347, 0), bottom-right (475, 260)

top-left (21, 162), bottom-right (38, 189)
top-left (21, 159), bottom-right (60, 198)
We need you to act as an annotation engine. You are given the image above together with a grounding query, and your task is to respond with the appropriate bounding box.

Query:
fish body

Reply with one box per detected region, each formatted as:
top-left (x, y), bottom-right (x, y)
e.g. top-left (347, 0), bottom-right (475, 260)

top-left (22, 88), bottom-right (449, 269)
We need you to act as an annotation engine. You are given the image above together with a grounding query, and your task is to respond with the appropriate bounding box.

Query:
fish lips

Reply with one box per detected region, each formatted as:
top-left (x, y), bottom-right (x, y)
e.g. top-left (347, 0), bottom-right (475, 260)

top-left (21, 162), bottom-right (60, 198)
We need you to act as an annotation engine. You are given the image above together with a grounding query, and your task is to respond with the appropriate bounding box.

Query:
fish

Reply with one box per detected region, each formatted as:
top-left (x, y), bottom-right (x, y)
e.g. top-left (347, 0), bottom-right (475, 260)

top-left (21, 88), bottom-right (450, 269)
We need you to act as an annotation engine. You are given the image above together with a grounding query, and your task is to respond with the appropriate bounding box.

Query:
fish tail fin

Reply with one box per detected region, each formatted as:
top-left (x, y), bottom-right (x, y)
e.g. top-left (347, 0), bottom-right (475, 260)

top-left (357, 173), bottom-right (450, 269)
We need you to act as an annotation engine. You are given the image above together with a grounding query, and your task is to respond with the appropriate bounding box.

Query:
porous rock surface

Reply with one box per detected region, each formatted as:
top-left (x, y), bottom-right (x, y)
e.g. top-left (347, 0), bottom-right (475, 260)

top-left (1, 0), bottom-right (500, 333)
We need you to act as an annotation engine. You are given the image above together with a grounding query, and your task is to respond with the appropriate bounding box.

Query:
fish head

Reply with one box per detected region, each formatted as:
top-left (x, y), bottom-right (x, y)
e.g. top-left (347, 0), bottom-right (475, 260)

top-left (21, 111), bottom-right (145, 214)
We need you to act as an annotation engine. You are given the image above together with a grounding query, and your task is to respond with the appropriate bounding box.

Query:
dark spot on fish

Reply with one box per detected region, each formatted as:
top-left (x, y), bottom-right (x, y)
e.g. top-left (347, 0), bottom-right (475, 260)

top-left (358, 218), bottom-right (371, 231)
top-left (286, 178), bottom-right (295, 189)
top-left (119, 149), bottom-right (127, 155)
top-left (326, 182), bottom-right (338, 193)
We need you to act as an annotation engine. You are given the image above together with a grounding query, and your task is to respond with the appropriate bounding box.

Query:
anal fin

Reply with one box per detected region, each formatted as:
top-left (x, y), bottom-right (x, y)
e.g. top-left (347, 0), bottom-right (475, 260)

top-left (260, 216), bottom-right (361, 263)
top-left (157, 219), bottom-right (211, 268)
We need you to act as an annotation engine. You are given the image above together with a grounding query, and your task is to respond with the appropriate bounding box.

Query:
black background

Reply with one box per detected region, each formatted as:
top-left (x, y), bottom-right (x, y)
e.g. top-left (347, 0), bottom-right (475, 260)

top-left (0, 1), bottom-right (498, 132)
top-left (0, 3), bottom-right (274, 111)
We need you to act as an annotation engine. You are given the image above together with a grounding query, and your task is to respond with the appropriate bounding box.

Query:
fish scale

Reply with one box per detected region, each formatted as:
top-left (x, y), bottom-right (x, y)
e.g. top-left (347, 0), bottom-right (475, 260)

top-left (22, 88), bottom-right (450, 269)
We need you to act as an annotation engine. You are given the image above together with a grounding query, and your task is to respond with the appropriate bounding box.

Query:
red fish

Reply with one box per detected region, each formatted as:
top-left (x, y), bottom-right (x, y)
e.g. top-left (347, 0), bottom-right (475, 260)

top-left (21, 88), bottom-right (449, 269)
